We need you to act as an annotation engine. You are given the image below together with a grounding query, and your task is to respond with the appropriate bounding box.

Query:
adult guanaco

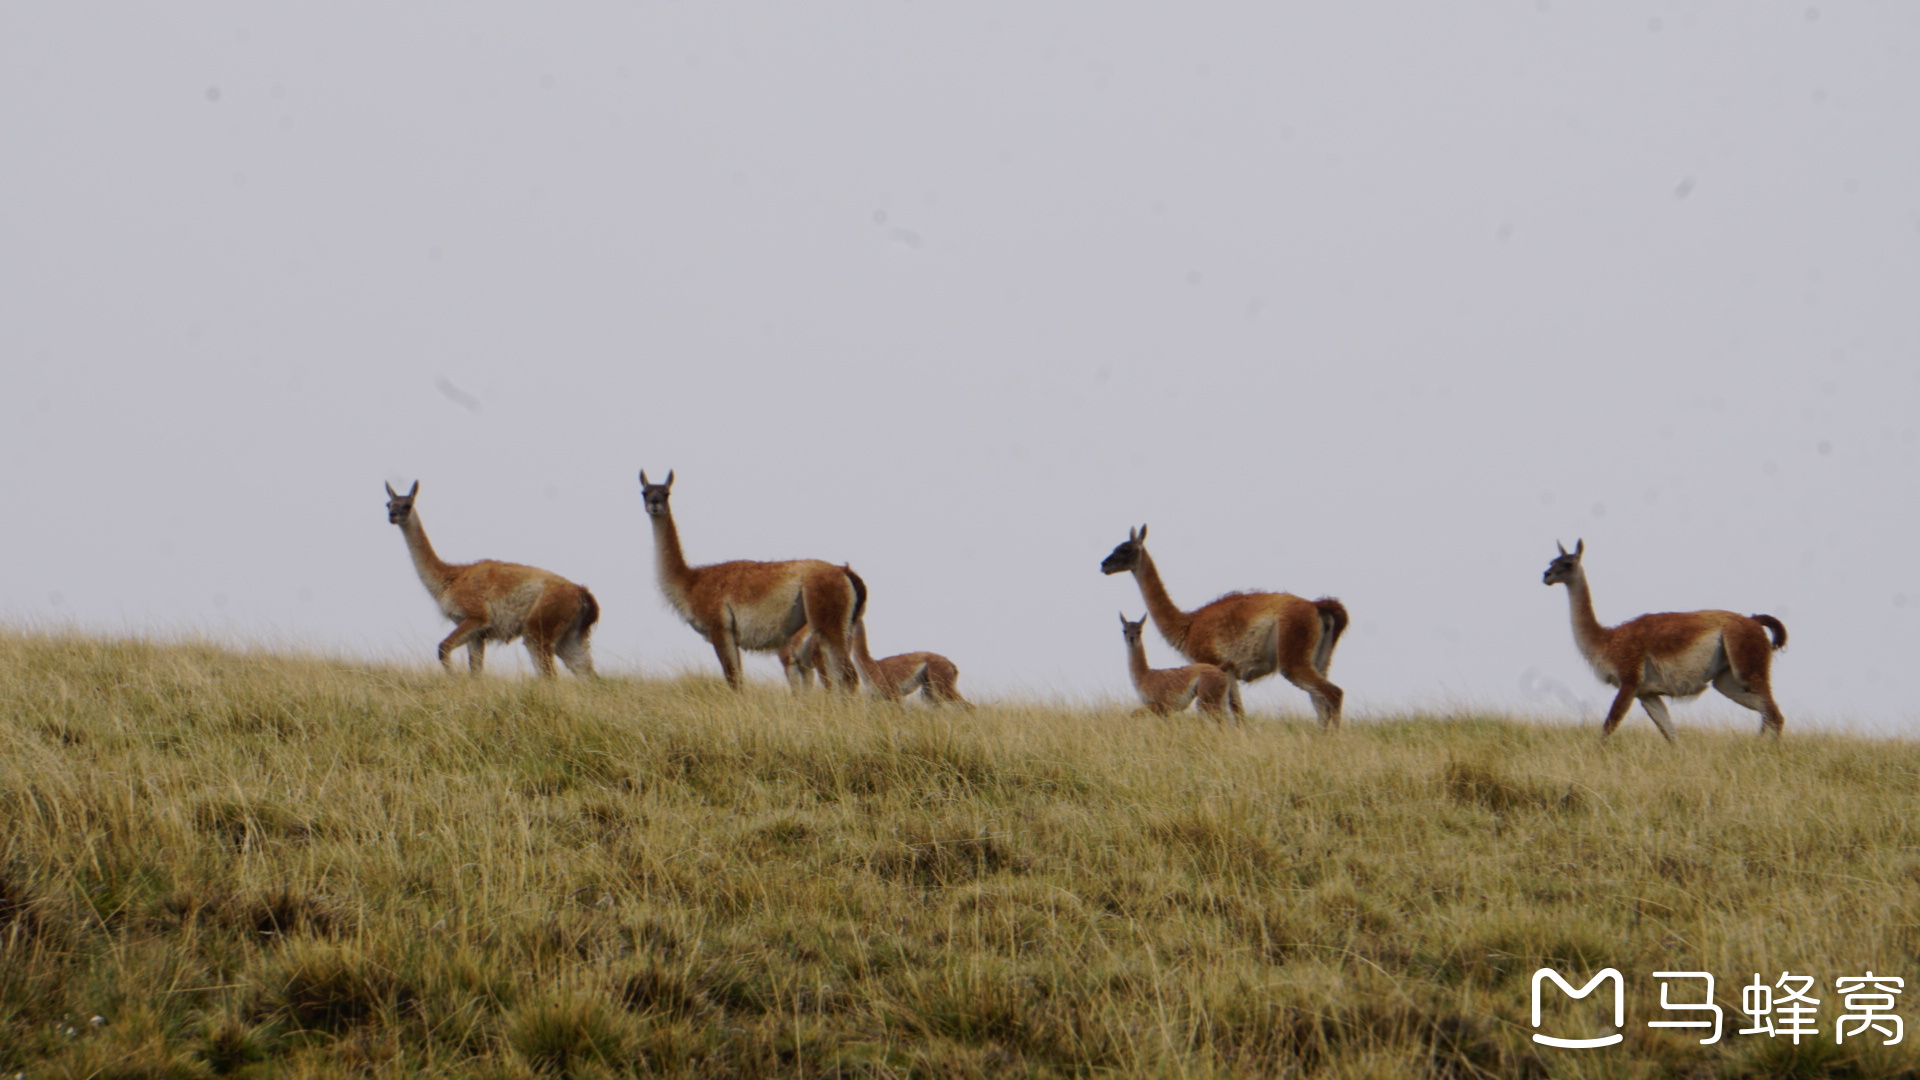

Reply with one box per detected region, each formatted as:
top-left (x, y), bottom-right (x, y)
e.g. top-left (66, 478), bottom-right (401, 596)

top-left (384, 481), bottom-right (598, 678)
top-left (1119, 613), bottom-right (1239, 719)
top-left (1543, 540), bottom-right (1787, 740)
top-left (639, 470), bottom-right (865, 690)
top-left (1101, 524), bottom-right (1347, 726)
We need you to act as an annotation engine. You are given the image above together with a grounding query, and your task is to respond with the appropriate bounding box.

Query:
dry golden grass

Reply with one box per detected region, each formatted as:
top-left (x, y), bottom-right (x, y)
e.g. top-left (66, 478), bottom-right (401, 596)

top-left (1, 629), bottom-right (1916, 1078)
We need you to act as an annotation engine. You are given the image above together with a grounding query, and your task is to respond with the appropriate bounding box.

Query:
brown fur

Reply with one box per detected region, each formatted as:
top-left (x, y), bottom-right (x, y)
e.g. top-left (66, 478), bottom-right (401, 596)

top-left (1543, 540), bottom-right (1787, 741)
top-left (640, 470), bottom-right (865, 691)
top-left (384, 481), bottom-right (598, 678)
top-left (1101, 525), bottom-right (1346, 727)
top-left (784, 620), bottom-right (970, 707)
top-left (1120, 613), bottom-right (1240, 720)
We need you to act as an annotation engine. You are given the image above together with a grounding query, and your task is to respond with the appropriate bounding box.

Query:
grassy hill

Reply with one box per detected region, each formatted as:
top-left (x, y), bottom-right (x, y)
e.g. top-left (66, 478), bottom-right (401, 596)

top-left (1, 631), bottom-right (1916, 1078)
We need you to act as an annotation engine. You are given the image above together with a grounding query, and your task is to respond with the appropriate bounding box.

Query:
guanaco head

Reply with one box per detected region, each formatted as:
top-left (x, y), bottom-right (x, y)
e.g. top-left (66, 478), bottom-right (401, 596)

top-left (638, 469), bottom-right (675, 519)
top-left (385, 480), bottom-right (419, 526)
top-left (1119, 611), bottom-right (1148, 647)
top-left (1542, 539), bottom-right (1585, 586)
top-left (1100, 524), bottom-right (1148, 575)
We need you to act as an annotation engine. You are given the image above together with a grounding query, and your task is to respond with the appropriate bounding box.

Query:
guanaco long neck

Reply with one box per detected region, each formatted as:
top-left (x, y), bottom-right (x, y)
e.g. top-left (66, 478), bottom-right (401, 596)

top-left (649, 508), bottom-right (695, 614)
top-left (399, 514), bottom-right (456, 600)
top-left (851, 621), bottom-right (888, 686)
top-left (1564, 567), bottom-right (1611, 661)
top-left (852, 621), bottom-right (878, 667)
top-left (1124, 634), bottom-right (1153, 690)
top-left (1130, 549), bottom-right (1193, 649)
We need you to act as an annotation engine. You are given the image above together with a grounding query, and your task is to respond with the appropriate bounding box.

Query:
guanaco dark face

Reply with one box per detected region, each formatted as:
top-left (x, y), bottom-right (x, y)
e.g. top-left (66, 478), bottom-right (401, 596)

top-left (1100, 524), bottom-right (1148, 575)
top-left (1119, 612), bottom-right (1148, 646)
top-left (385, 480), bottom-right (419, 526)
top-left (1542, 539), bottom-right (1585, 586)
top-left (638, 469), bottom-right (675, 519)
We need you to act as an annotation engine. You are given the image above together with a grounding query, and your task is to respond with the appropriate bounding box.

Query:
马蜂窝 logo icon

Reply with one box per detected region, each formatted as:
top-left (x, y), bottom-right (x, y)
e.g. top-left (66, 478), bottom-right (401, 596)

top-left (1531, 968), bottom-right (1625, 1048)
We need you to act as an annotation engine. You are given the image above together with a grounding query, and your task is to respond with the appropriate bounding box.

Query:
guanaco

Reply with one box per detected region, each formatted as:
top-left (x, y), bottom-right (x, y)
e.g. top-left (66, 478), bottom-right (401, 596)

top-left (384, 481), bottom-right (598, 678)
top-left (1543, 540), bottom-right (1786, 740)
top-left (640, 470), bottom-right (865, 690)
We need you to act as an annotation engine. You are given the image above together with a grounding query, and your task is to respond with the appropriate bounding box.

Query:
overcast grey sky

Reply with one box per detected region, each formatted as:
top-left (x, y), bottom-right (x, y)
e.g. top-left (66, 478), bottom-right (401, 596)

top-left (4, 4), bottom-right (1917, 733)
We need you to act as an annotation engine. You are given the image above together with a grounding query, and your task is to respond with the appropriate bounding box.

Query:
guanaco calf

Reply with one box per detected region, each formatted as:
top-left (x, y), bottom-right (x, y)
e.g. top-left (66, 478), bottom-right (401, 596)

top-left (782, 619), bottom-right (970, 706)
top-left (1119, 613), bottom-right (1240, 719)
top-left (1102, 525), bottom-right (1346, 726)
top-left (1543, 540), bottom-right (1787, 740)
top-left (639, 470), bottom-right (865, 690)
top-left (384, 481), bottom-right (598, 678)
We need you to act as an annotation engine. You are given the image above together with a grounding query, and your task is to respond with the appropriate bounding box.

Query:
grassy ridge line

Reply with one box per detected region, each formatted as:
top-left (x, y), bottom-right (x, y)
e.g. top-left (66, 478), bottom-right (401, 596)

top-left (0, 630), bottom-right (1916, 1079)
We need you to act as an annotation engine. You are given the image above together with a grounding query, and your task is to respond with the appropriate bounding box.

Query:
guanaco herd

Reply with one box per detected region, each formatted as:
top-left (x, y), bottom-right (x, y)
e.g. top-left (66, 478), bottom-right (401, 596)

top-left (384, 473), bottom-right (1792, 741)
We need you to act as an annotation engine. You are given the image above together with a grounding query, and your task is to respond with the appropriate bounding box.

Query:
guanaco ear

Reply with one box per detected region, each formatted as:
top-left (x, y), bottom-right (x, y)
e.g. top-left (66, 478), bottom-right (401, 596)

top-left (385, 481), bottom-right (397, 498)
top-left (1137, 523), bottom-right (1147, 543)
top-left (664, 470), bottom-right (673, 488)
top-left (638, 469), bottom-right (648, 486)
top-left (1556, 540), bottom-right (1567, 556)
top-left (1118, 611), bottom-right (1128, 627)
top-left (406, 481), bottom-right (418, 497)
top-left (1574, 539), bottom-right (1584, 557)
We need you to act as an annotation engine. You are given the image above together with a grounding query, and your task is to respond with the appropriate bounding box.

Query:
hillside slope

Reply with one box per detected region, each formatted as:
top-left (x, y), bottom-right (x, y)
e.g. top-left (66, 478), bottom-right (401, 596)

top-left (1, 632), bottom-right (1916, 1078)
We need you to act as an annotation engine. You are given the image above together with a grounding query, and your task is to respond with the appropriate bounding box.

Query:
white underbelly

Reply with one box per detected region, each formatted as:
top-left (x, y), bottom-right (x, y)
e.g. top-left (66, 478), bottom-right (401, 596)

top-left (728, 594), bottom-right (804, 651)
top-left (1640, 636), bottom-right (1725, 697)
top-left (481, 580), bottom-right (546, 641)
